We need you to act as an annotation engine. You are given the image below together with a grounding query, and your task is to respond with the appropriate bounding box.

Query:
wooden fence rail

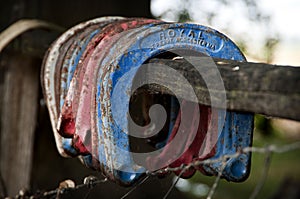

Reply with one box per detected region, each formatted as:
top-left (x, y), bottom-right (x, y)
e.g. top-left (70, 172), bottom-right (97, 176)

top-left (147, 58), bottom-right (300, 121)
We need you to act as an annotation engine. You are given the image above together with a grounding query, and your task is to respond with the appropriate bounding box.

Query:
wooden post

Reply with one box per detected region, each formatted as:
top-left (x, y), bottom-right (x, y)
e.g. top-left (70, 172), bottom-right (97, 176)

top-left (0, 53), bottom-right (40, 196)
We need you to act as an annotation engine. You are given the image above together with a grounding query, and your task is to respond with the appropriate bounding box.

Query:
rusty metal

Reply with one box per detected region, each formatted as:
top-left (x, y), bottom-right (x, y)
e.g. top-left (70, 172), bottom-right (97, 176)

top-left (42, 16), bottom-right (124, 157)
top-left (56, 18), bottom-right (133, 155)
top-left (42, 18), bottom-right (254, 186)
top-left (59, 18), bottom-right (162, 184)
top-left (96, 22), bottom-right (253, 182)
top-left (57, 18), bottom-right (126, 158)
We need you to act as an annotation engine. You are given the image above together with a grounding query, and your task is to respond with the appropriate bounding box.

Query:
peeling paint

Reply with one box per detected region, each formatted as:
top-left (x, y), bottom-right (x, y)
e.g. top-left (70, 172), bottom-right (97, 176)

top-left (41, 17), bottom-right (254, 186)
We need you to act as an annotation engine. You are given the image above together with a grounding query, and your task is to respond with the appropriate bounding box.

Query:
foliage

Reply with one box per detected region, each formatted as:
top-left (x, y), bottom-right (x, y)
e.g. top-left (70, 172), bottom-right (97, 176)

top-left (152, 0), bottom-right (281, 62)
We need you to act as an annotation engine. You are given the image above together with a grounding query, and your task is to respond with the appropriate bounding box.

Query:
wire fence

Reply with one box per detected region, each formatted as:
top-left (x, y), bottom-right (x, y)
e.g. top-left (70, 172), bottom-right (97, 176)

top-left (9, 141), bottom-right (300, 199)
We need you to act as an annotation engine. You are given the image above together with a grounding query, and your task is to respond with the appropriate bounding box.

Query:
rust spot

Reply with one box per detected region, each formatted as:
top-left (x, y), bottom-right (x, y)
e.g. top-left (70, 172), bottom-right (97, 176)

top-left (58, 116), bottom-right (75, 138)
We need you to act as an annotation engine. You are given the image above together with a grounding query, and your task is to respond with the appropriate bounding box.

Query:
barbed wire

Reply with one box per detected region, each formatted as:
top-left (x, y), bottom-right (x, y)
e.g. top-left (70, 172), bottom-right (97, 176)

top-left (9, 141), bottom-right (300, 199)
top-left (148, 141), bottom-right (300, 176)
top-left (249, 150), bottom-right (272, 199)
top-left (45, 177), bottom-right (108, 199)
top-left (160, 142), bottom-right (300, 199)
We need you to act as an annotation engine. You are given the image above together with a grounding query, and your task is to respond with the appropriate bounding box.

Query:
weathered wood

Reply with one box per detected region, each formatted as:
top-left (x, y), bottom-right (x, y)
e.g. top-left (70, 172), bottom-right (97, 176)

top-left (0, 171), bottom-right (5, 198)
top-left (0, 0), bottom-right (153, 196)
top-left (0, 19), bottom-right (64, 53)
top-left (145, 58), bottom-right (300, 121)
top-left (0, 53), bottom-right (40, 196)
top-left (0, 0), bottom-right (152, 35)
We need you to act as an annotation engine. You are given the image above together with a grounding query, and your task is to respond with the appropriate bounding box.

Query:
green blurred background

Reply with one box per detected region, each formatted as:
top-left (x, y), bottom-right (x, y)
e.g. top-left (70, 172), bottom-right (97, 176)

top-left (151, 1), bottom-right (300, 198)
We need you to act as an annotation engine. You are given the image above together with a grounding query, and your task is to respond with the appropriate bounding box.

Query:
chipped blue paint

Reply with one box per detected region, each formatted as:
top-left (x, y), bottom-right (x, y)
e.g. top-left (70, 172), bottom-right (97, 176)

top-left (57, 27), bottom-right (104, 157)
top-left (99, 23), bottom-right (253, 183)
top-left (55, 17), bottom-right (124, 160)
top-left (44, 19), bottom-right (254, 186)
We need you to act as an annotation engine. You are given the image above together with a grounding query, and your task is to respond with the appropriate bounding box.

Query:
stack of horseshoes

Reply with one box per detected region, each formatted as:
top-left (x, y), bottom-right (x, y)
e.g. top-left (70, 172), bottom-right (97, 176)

top-left (41, 16), bottom-right (254, 186)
